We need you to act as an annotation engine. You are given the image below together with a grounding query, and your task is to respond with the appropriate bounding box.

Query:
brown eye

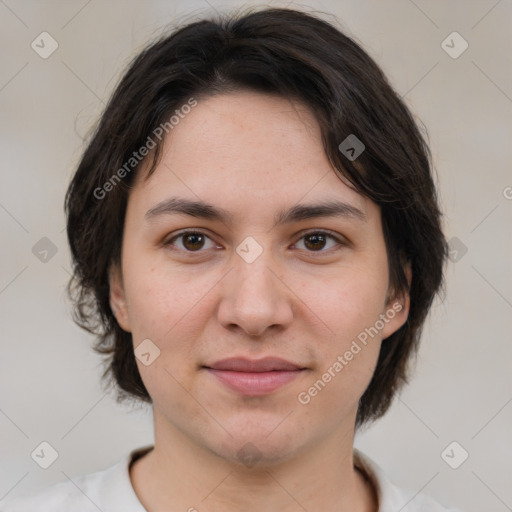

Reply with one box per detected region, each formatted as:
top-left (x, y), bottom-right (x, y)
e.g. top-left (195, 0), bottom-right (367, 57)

top-left (165, 231), bottom-right (216, 252)
top-left (294, 231), bottom-right (344, 253)
top-left (182, 233), bottom-right (205, 251)
top-left (303, 233), bottom-right (327, 251)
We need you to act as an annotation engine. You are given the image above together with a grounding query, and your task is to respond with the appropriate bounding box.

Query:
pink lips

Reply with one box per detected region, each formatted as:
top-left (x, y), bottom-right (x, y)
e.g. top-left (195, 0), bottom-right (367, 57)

top-left (204, 357), bottom-right (305, 396)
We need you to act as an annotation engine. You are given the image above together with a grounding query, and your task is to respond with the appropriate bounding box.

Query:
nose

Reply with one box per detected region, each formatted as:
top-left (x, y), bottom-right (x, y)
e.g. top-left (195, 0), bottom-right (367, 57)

top-left (216, 245), bottom-right (294, 337)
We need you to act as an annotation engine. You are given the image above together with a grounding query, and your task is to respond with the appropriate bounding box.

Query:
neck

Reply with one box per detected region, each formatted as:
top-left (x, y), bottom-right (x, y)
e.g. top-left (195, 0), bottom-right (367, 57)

top-left (130, 409), bottom-right (377, 512)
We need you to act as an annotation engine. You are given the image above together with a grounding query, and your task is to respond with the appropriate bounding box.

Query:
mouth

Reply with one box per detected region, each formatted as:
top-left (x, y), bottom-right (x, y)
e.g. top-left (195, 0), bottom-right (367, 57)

top-left (202, 357), bottom-right (307, 396)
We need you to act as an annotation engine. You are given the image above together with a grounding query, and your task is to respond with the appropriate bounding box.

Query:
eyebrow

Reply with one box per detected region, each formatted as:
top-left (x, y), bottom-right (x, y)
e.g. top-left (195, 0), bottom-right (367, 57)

top-left (145, 196), bottom-right (366, 228)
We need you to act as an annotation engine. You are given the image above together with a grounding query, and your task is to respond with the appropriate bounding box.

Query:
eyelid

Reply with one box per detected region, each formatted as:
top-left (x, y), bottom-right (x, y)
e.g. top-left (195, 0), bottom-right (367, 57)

top-left (163, 228), bottom-right (348, 254)
top-left (294, 227), bottom-right (348, 244)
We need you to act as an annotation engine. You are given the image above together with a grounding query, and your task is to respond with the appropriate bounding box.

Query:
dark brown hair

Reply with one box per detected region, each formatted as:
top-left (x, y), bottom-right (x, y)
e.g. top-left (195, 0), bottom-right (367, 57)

top-left (65, 6), bottom-right (447, 427)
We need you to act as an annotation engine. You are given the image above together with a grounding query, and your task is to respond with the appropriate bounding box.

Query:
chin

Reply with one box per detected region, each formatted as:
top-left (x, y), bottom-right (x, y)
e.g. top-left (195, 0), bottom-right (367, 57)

top-left (207, 424), bottom-right (302, 469)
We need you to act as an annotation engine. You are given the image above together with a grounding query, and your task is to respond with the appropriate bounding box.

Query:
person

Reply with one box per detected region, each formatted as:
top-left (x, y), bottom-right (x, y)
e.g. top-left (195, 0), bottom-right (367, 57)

top-left (2, 6), bottom-right (460, 511)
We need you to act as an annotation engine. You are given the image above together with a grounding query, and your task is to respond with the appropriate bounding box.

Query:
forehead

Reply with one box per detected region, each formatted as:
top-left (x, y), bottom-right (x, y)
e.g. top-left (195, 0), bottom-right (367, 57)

top-left (132, 90), bottom-right (370, 218)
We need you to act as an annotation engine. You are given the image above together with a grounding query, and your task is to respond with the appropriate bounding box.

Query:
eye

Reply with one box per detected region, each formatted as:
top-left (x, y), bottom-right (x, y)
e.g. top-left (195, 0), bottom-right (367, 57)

top-left (293, 230), bottom-right (345, 253)
top-left (164, 230), bottom-right (217, 252)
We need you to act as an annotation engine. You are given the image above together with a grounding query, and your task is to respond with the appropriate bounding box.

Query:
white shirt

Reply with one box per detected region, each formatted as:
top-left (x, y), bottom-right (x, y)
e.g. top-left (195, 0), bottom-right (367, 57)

top-left (1, 445), bottom-right (461, 511)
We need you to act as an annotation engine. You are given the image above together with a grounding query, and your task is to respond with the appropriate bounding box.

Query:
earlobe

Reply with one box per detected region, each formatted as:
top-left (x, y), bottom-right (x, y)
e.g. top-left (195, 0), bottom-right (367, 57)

top-left (108, 264), bottom-right (132, 332)
top-left (381, 263), bottom-right (412, 340)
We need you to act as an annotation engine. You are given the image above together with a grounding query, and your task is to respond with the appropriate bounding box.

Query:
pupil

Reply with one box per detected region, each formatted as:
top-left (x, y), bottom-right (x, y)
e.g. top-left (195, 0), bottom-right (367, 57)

top-left (305, 233), bottom-right (325, 251)
top-left (184, 233), bottom-right (204, 250)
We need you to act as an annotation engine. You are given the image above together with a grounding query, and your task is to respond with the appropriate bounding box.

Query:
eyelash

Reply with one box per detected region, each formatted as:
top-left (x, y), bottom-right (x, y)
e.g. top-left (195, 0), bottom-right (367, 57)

top-left (163, 229), bottom-right (346, 256)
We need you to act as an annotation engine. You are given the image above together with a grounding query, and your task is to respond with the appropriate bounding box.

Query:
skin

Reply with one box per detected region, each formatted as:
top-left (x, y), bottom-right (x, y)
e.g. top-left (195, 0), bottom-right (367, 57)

top-left (109, 90), bottom-right (410, 512)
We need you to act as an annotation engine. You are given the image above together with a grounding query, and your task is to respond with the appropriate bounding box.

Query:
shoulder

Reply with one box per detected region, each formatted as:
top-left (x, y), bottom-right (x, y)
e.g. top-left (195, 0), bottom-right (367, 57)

top-left (1, 446), bottom-right (152, 512)
top-left (354, 450), bottom-right (463, 512)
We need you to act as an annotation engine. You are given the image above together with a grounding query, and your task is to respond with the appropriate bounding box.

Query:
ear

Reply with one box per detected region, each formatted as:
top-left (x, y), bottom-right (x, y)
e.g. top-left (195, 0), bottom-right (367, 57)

top-left (380, 262), bottom-right (412, 340)
top-left (108, 264), bottom-right (132, 332)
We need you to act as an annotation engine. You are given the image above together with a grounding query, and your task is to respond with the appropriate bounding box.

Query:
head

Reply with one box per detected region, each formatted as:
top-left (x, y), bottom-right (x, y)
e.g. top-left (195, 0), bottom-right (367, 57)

top-left (65, 7), bottom-right (447, 463)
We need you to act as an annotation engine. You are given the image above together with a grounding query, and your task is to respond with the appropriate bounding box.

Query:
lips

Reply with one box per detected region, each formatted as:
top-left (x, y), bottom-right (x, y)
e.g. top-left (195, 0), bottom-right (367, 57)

top-left (205, 356), bottom-right (304, 372)
top-left (203, 357), bottom-right (306, 396)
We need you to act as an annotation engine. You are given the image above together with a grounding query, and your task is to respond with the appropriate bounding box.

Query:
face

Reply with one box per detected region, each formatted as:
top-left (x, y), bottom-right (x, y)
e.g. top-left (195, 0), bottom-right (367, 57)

top-left (109, 90), bottom-right (409, 466)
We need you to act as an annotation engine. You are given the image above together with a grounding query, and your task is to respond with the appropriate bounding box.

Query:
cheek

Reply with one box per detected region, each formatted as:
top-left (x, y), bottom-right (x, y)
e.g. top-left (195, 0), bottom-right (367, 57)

top-left (297, 261), bottom-right (387, 399)
top-left (123, 258), bottom-right (213, 338)
top-left (301, 263), bottom-right (389, 343)
top-left (122, 258), bottom-right (225, 392)
top-left (123, 263), bottom-right (206, 399)
top-left (297, 275), bottom-right (384, 417)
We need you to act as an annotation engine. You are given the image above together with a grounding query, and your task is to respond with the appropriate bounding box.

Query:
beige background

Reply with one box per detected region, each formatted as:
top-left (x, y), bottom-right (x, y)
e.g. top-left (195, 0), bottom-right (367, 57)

top-left (1, 1), bottom-right (511, 511)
